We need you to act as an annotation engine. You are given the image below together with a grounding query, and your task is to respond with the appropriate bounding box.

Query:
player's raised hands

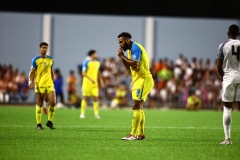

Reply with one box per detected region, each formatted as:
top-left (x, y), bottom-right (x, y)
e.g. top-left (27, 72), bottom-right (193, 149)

top-left (117, 48), bottom-right (124, 57)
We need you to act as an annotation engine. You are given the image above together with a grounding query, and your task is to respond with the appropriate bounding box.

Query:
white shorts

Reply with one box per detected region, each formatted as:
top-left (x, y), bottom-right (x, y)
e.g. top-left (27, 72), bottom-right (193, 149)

top-left (222, 82), bottom-right (240, 102)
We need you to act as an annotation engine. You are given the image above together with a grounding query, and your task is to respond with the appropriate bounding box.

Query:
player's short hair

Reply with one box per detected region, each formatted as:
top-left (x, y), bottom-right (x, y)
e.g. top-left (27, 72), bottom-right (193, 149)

top-left (70, 70), bottom-right (74, 74)
top-left (40, 42), bottom-right (48, 47)
top-left (88, 50), bottom-right (96, 56)
top-left (54, 68), bottom-right (60, 74)
top-left (118, 32), bottom-right (132, 39)
top-left (228, 24), bottom-right (239, 36)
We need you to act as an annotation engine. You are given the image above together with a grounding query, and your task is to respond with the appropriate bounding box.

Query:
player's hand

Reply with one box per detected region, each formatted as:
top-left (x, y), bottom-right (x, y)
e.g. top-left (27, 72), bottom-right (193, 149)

top-left (28, 81), bottom-right (34, 89)
top-left (117, 48), bottom-right (124, 58)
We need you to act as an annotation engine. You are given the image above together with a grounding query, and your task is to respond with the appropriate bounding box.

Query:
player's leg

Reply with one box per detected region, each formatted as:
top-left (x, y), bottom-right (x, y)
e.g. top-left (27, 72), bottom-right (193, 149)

top-left (43, 94), bottom-right (48, 115)
top-left (220, 83), bottom-right (234, 145)
top-left (122, 79), bottom-right (146, 140)
top-left (131, 100), bottom-right (142, 136)
top-left (137, 101), bottom-right (145, 139)
top-left (93, 96), bottom-right (100, 119)
top-left (36, 92), bottom-right (45, 130)
top-left (140, 109), bottom-right (146, 138)
top-left (80, 85), bottom-right (89, 118)
top-left (80, 96), bottom-right (88, 118)
top-left (60, 92), bottom-right (65, 106)
top-left (46, 88), bottom-right (56, 129)
top-left (137, 77), bottom-right (154, 140)
top-left (121, 99), bottom-right (142, 140)
top-left (136, 109), bottom-right (146, 140)
top-left (92, 87), bottom-right (100, 118)
top-left (55, 92), bottom-right (64, 108)
top-left (220, 102), bottom-right (232, 145)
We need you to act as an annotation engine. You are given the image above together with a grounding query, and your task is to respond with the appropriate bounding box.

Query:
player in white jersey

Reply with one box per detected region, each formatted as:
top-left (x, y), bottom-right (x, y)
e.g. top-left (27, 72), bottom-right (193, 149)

top-left (216, 24), bottom-right (240, 145)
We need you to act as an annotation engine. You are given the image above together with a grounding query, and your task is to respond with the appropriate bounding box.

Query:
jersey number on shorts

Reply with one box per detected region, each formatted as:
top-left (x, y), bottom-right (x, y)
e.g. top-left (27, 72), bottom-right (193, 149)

top-left (232, 45), bottom-right (240, 61)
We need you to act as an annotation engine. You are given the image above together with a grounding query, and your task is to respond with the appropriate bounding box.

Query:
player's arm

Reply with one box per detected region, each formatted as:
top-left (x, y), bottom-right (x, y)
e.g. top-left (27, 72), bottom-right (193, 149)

top-left (51, 69), bottom-right (54, 82)
top-left (216, 45), bottom-right (224, 81)
top-left (117, 48), bottom-right (139, 70)
top-left (122, 60), bottom-right (130, 70)
top-left (216, 59), bottom-right (224, 80)
top-left (29, 57), bottom-right (37, 90)
top-left (28, 68), bottom-right (35, 89)
top-left (51, 60), bottom-right (55, 82)
top-left (82, 71), bottom-right (95, 84)
top-left (81, 60), bottom-right (95, 84)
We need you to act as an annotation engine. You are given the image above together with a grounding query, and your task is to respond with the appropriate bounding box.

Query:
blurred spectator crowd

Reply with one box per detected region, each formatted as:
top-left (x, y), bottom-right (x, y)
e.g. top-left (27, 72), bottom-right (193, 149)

top-left (0, 53), bottom-right (226, 110)
top-left (148, 53), bottom-right (222, 110)
top-left (97, 53), bottom-right (222, 110)
top-left (0, 64), bottom-right (29, 103)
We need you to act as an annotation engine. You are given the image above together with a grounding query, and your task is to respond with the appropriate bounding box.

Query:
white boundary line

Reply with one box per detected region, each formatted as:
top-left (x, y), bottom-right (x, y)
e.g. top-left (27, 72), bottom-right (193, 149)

top-left (0, 124), bottom-right (222, 130)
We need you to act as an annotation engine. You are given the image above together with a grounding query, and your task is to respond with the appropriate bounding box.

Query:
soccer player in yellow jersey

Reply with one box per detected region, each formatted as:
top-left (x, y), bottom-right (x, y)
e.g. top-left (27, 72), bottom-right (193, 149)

top-left (80, 50), bottom-right (104, 119)
top-left (117, 32), bottom-right (154, 140)
top-left (28, 42), bottom-right (56, 130)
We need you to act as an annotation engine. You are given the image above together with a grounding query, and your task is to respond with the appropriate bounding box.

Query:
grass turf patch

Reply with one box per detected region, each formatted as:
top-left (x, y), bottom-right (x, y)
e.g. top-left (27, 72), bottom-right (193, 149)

top-left (0, 106), bottom-right (240, 160)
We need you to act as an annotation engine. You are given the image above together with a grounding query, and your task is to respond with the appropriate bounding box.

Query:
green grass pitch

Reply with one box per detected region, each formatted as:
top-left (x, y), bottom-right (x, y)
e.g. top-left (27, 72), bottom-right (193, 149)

top-left (0, 106), bottom-right (240, 160)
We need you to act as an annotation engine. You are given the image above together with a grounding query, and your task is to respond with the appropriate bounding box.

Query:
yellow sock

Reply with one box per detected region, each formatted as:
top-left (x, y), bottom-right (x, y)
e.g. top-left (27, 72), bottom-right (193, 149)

top-left (93, 101), bottom-right (99, 115)
top-left (130, 109), bottom-right (141, 137)
top-left (48, 105), bottom-right (56, 121)
top-left (80, 99), bottom-right (87, 115)
top-left (36, 105), bottom-right (42, 124)
top-left (137, 110), bottom-right (145, 136)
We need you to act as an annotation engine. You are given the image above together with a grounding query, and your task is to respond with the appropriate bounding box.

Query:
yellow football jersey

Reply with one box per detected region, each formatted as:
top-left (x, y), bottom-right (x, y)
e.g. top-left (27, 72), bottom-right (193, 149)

top-left (31, 55), bottom-right (54, 87)
top-left (82, 60), bottom-right (100, 88)
top-left (115, 89), bottom-right (127, 97)
top-left (127, 42), bottom-right (152, 84)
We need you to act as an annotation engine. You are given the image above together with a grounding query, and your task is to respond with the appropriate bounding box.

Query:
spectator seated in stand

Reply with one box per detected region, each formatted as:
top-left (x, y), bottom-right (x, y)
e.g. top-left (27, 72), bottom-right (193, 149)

top-left (110, 84), bottom-right (128, 109)
top-left (186, 90), bottom-right (202, 110)
top-left (66, 90), bottom-right (81, 109)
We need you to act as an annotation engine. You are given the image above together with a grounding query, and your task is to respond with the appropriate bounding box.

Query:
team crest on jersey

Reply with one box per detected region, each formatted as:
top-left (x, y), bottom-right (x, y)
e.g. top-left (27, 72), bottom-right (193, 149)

top-left (133, 55), bottom-right (137, 60)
